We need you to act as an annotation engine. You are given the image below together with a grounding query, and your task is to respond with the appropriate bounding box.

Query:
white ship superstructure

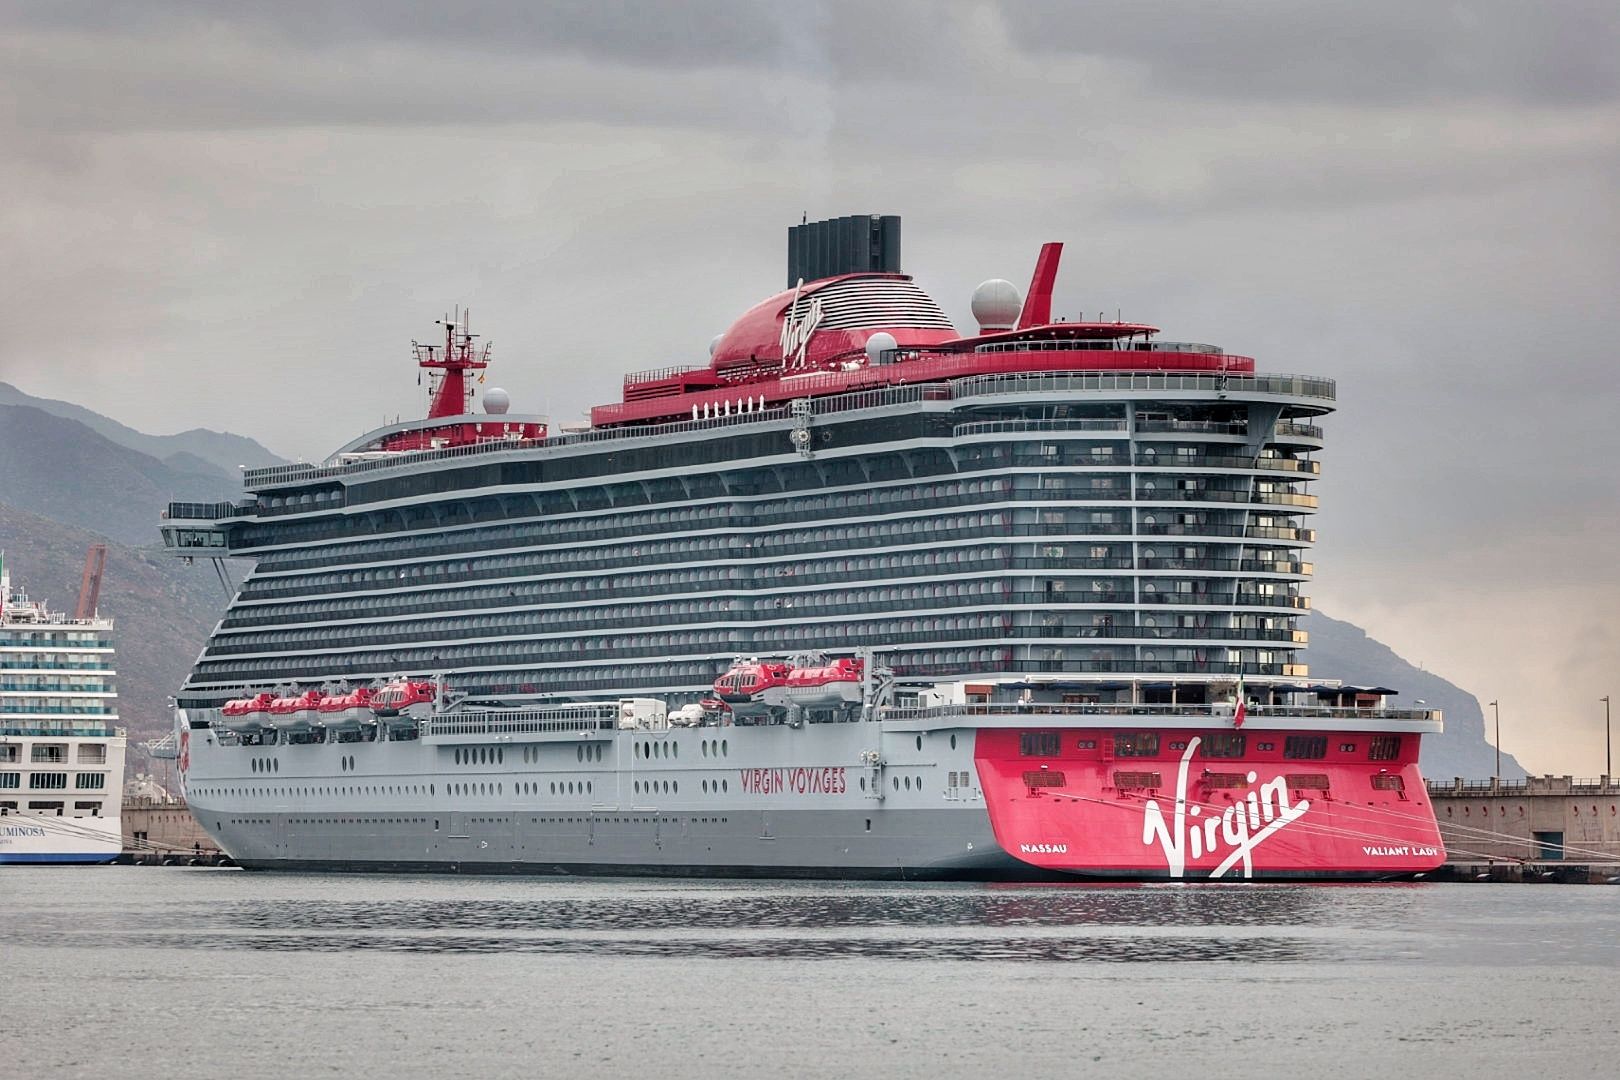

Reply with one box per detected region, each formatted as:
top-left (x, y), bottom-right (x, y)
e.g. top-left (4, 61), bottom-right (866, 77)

top-left (0, 553), bottom-right (126, 864)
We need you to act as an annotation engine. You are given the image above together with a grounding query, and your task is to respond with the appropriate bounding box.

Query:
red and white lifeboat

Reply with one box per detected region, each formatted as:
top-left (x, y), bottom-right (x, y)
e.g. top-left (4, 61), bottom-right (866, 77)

top-left (269, 689), bottom-right (325, 730)
top-left (222, 692), bottom-right (274, 718)
top-left (713, 655), bottom-right (865, 720)
top-left (712, 659), bottom-right (791, 703)
top-left (317, 687), bottom-right (376, 730)
top-left (370, 679), bottom-right (439, 719)
top-left (220, 692), bottom-right (275, 731)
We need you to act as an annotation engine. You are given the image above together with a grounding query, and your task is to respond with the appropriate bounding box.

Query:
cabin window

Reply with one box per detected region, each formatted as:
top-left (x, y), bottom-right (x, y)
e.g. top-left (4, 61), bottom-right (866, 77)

top-left (1019, 732), bottom-right (1061, 757)
top-left (1114, 732), bottom-right (1159, 757)
top-left (1284, 735), bottom-right (1328, 760)
top-left (1200, 733), bottom-right (1247, 759)
top-left (1368, 736), bottom-right (1402, 762)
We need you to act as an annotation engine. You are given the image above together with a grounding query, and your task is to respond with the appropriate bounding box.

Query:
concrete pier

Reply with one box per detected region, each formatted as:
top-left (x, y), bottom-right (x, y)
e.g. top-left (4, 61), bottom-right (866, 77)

top-left (1426, 775), bottom-right (1620, 881)
top-left (118, 795), bottom-right (232, 866)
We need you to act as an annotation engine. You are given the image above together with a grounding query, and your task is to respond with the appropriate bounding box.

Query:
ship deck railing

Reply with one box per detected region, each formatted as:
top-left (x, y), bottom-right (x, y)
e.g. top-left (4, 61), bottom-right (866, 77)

top-left (226, 369), bottom-right (1336, 491)
top-left (881, 702), bottom-right (1439, 723)
top-left (420, 704), bottom-right (621, 739)
top-left (1426, 776), bottom-right (1619, 796)
top-left (0, 725), bottom-right (126, 737)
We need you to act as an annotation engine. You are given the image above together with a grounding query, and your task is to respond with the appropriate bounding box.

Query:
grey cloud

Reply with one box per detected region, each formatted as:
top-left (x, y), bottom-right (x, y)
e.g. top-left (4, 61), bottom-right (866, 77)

top-left (1, 2), bottom-right (1615, 771)
top-left (998, 1), bottom-right (1620, 106)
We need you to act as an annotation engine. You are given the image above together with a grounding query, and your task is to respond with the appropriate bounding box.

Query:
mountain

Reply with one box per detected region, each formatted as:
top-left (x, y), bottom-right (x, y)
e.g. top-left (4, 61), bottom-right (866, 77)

top-left (1302, 610), bottom-right (1526, 780)
top-left (0, 404), bottom-right (242, 545)
top-left (0, 503), bottom-right (232, 776)
top-left (0, 381), bottom-right (286, 473)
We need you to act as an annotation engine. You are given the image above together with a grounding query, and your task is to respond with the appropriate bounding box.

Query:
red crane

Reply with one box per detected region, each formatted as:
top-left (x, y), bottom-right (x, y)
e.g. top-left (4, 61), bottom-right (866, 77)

top-left (74, 543), bottom-right (107, 620)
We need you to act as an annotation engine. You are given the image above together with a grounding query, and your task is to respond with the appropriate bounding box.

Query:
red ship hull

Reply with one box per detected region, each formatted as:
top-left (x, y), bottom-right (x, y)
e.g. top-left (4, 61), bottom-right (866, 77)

top-left (975, 728), bottom-right (1445, 879)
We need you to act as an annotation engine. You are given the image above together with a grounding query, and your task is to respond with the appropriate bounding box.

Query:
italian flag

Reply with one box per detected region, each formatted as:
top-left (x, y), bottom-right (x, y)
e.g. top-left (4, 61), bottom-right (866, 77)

top-left (1233, 677), bottom-right (1247, 728)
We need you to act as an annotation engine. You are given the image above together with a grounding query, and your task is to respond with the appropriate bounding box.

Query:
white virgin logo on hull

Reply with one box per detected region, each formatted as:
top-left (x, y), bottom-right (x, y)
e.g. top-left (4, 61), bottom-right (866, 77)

top-left (1141, 737), bottom-right (1310, 879)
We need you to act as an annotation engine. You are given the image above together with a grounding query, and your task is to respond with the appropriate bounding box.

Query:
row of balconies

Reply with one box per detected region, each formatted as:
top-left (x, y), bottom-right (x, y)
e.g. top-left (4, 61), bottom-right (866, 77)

top-left (220, 554), bottom-right (1311, 630)
top-left (202, 589), bottom-right (1309, 659)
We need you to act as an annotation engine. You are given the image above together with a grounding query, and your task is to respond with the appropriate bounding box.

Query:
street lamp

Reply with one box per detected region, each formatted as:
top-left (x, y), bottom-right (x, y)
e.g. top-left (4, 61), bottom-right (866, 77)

top-left (1489, 700), bottom-right (1500, 779)
top-left (1603, 696), bottom-right (1611, 781)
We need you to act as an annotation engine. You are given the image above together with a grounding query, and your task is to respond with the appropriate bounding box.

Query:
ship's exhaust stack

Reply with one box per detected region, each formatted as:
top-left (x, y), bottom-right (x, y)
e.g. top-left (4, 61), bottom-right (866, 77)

top-left (787, 214), bottom-right (901, 288)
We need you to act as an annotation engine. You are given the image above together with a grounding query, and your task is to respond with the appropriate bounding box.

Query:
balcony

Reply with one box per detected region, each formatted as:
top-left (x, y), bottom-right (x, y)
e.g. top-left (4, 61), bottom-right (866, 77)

top-left (1134, 488), bottom-right (1319, 509)
top-left (1135, 454), bottom-right (1320, 475)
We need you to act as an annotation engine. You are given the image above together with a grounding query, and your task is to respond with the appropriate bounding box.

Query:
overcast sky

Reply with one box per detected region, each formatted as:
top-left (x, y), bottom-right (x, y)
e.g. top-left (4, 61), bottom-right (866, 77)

top-left (3, 1), bottom-right (1616, 773)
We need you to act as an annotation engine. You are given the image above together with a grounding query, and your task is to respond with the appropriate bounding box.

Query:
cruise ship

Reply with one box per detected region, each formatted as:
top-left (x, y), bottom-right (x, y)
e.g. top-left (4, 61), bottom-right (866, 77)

top-left (0, 551), bottom-right (126, 864)
top-left (161, 214), bottom-right (1446, 879)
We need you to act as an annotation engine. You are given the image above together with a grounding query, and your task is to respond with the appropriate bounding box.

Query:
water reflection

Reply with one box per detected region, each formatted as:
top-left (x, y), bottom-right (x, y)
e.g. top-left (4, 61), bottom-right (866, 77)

top-left (9, 879), bottom-right (1420, 963)
top-left (12, 929), bottom-right (1322, 963)
top-left (57, 882), bottom-right (1417, 935)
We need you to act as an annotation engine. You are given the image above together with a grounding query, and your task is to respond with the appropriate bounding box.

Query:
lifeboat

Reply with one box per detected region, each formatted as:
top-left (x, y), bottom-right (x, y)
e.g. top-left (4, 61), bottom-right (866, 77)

top-left (713, 655), bottom-right (865, 722)
top-left (267, 689), bottom-right (325, 731)
top-left (317, 687), bottom-right (376, 731)
top-left (371, 679), bottom-right (439, 721)
top-left (220, 691), bottom-right (275, 732)
top-left (222, 692), bottom-right (274, 718)
top-left (712, 659), bottom-right (791, 702)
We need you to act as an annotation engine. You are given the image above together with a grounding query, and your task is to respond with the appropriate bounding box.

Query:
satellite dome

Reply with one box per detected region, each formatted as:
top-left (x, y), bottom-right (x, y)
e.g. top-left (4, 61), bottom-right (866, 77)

top-left (483, 387), bottom-right (511, 415)
top-left (709, 334), bottom-right (724, 358)
top-left (971, 279), bottom-right (1022, 332)
top-left (864, 331), bottom-right (898, 366)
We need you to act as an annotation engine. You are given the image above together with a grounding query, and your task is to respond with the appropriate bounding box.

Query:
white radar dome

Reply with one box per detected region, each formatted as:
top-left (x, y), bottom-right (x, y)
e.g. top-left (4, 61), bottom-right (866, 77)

top-left (709, 333), bottom-right (724, 357)
top-left (865, 331), bottom-right (898, 366)
top-left (971, 278), bottom-right (1023, 332)
top-left (483, 387), bottom-right (511, 415)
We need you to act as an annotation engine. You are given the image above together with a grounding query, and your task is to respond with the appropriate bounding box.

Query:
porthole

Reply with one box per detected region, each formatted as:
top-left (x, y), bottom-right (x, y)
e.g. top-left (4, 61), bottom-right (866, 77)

top-left (672, 781), bottom-right (678, 794)
top-left (702, 742), bottom-right (709, 759)
top-left (904, 777), bottom-right (911, 791)
top-left (894, 777), bottom-right (900, 791)
top-left (702, 780), bottom-right (709, 793)
top-left (722, 779), bottom-right (728, 793)
top-left (587, 781), bottom-right (592, 794)
top-left (722, 740), bottom-right (729, 757)
top-left (577, 746), bottom-right (584, 763)
top-left (950, 734), bottom-right (957, 750)
top-left (916, 736), bottom-right (923, 752)
top-left (860, 777), bottom-right (867, 791)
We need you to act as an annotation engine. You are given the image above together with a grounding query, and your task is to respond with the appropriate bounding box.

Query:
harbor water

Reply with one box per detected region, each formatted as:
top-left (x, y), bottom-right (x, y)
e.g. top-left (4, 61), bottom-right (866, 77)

top-left (5, 869), bottom-right (1617, 1079)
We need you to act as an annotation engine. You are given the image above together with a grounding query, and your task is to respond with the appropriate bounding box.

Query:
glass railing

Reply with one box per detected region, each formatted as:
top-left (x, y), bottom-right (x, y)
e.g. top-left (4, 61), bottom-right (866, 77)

top-left (229, 370), bottom-right (1335, 493)
top-left (885, 702), bottom-right (1438, 723)
top-left (0, 725), bottom-right (124, 738)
